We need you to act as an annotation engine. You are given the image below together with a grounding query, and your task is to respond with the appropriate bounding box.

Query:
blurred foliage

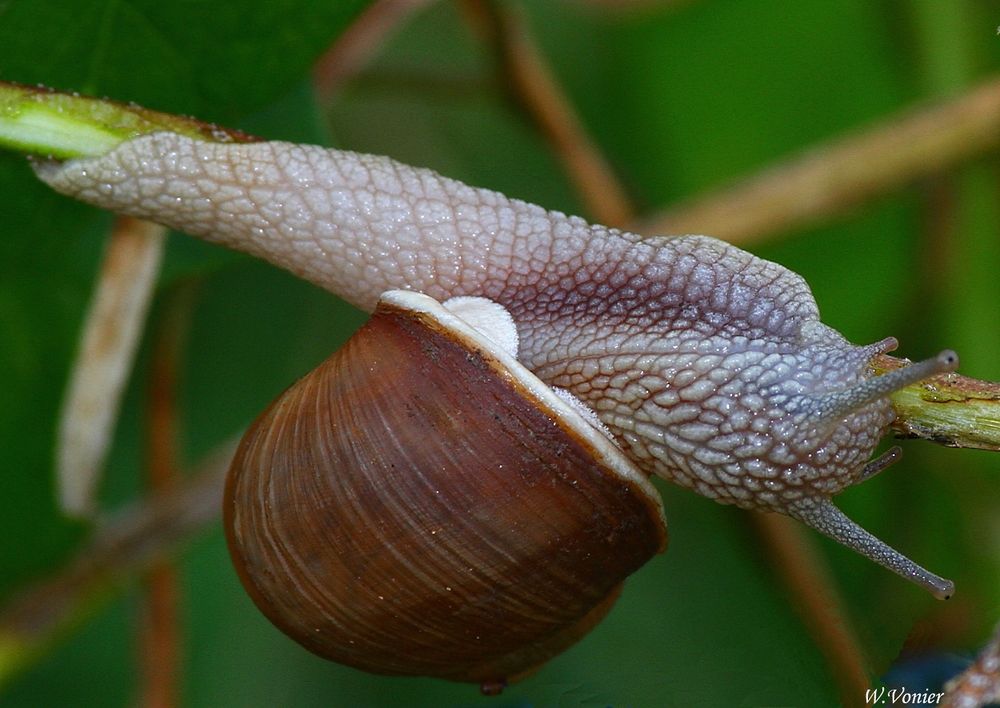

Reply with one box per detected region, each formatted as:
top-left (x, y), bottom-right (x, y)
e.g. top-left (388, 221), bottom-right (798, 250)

top-left (1, 0), bottom-right (998, 706)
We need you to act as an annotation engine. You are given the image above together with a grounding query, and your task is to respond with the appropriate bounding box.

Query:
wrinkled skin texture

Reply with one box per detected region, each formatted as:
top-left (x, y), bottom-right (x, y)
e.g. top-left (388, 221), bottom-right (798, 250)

top-left (35, 132), bottom-right (953, 595)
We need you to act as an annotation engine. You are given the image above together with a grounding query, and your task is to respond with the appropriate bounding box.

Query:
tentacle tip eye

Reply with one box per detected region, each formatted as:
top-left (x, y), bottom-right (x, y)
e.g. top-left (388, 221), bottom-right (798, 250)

top-left (930, 578), bottom-right (955, 601)
top-left (935, 349), bottom-right (959, 372)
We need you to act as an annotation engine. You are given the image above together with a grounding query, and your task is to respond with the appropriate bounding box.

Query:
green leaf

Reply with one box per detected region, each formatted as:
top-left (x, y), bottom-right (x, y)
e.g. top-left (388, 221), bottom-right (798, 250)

top-left (0, 0), bottom-right (369, 119)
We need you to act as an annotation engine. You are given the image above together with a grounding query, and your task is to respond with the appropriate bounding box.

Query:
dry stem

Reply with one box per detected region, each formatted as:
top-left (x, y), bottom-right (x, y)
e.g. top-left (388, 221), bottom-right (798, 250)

top-left (466, 0), bottom-right (634, 227)
top-left (57, 218), bottom-right (167, 518)
top-left (312, 0), bottom-right (434, 103)
top-left (0, 438), bottom-right (236, 688)
top-left (137, 285), bottom-right (197, 708)
top-left (750, 512), bottom-right (871, 708)
top-left (638, 77), bottom-right (1000, 243)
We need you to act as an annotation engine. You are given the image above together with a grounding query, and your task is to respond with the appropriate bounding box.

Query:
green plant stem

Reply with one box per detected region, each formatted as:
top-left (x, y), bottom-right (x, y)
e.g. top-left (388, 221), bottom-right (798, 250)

top-left (877, 355), bottom-right (1000, 451)
top-left (0, 81), bottom-right (257, 159)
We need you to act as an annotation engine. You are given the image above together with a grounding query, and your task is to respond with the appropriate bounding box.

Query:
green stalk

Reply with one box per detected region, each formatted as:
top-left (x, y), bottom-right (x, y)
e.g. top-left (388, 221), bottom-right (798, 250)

top-left (0, 81), bottom-right (256, 159)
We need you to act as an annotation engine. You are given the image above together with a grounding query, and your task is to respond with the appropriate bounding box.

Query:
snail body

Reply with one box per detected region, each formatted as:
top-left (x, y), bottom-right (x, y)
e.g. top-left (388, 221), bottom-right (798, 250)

top-left (34, 130), bottom-right (959, 681)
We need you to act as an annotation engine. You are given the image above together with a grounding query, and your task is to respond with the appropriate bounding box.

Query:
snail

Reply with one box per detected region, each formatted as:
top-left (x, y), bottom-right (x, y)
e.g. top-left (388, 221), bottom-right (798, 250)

top-left (33, 131), bottom-right (958, 686)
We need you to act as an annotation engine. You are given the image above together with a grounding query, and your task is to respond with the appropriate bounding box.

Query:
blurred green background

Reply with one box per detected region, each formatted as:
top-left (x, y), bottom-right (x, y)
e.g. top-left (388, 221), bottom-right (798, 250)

top-left (1, 1), bottom-right (998, 706)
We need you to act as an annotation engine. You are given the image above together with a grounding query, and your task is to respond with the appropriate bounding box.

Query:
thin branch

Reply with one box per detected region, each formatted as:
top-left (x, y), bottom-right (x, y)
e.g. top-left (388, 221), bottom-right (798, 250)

top-left (312, 0), bottom-right (434, 103)
top-left (877, 355), bottom-right (1000, 451)
top-left (638, 77), bottom-right (1000, 243)
top-left (750, 512), bottom-right (872, 708)
top-left (466, 0), bottom-right (634, 227)
top-left (138, 563), bottom-right (180, 708)
top-left (0, 437), bottom-right (237, 688)
top-left (939, 622), bottom-right (1000, 708)
top-left (57, 217), bottom-right (167, 518)
top-left (137, 285), bottom-right (198, 708)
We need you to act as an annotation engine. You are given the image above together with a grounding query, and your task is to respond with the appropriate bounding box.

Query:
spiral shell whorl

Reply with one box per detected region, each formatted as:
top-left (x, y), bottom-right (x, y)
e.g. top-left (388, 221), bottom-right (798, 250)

top-left (224, 292), bottom-right (667, 684)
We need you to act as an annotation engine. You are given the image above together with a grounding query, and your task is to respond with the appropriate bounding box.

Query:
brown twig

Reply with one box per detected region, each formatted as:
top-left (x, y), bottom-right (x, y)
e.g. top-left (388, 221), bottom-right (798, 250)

top-left (750, 512), bottom-right (872, 708)
top-left (0, 437), bottom-right (237, 688)
top-left (939, 622), bottom-right (1000, 708)
top-left (465, 0), bottom-right (634, 227)
top-left (57, 218), bottom-right (167, 518)
top-left (638, 77), bottom-right (1000, 243)
top-left (137, 285), bottom-right (198, 708)
top-left (312, 0), bottom-right (434, 103)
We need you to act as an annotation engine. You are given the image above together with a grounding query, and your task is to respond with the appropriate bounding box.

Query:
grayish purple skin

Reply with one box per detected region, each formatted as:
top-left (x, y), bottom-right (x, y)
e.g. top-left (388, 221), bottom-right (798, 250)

top-left (35, 132), bottom-right (957, 597)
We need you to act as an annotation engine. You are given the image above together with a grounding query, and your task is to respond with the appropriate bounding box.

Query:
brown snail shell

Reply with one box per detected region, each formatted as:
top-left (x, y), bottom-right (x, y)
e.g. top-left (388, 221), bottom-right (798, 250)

top-left (224, 290), bottom-right (667, 686)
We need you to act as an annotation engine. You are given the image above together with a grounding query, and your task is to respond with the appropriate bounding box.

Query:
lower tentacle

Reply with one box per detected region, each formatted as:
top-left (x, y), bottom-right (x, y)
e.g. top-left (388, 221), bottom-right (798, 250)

top-left (785, 496), bottom-right (954, 600)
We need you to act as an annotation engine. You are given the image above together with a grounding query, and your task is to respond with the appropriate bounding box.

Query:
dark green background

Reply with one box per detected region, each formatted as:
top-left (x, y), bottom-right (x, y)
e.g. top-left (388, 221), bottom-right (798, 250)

top-left (1, 1), bottom-right (998, 706)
